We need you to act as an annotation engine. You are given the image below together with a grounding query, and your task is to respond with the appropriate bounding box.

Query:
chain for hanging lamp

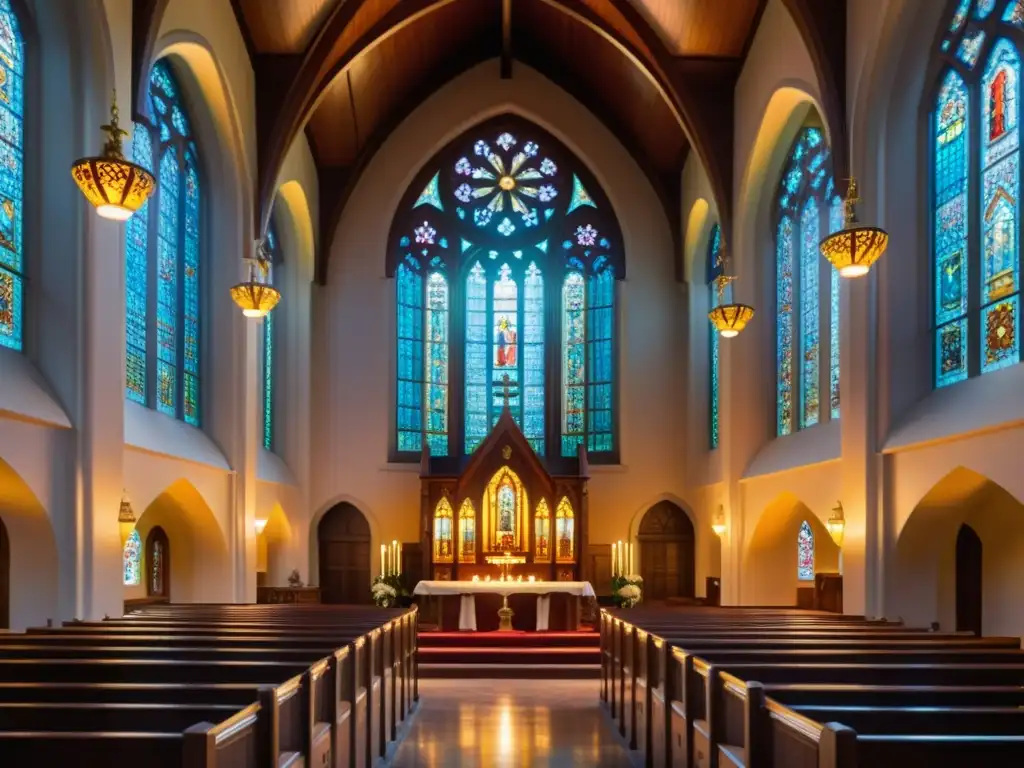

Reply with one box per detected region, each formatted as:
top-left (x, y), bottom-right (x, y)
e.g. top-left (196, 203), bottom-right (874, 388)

top-left (707, 236), bottom-right (755, 338)
top-left (819, 178), bottom-right (889, 277)
top-left (71, 91), bottom-right (156, 221)
top-left (231, 242), bottom-right (280, 318)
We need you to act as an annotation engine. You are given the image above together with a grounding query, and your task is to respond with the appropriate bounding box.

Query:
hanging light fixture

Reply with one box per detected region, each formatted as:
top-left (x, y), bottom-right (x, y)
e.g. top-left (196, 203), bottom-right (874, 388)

top-left (707, 238), bottom-right (755, 338)
top-left (711, 505), bottom-right (728, 537)
top-left (71, 91), bottom-right (156, 221)
top-left (231, 241), bottom-right (281, 318)
top-left (819, 178), bottom-right (889, 278)
top-left (254, 519), bottom-right (268, 536)
top-left (118, 489), bottom-right (137, 547)
top-left (826, 501), bottom-right (846, 547)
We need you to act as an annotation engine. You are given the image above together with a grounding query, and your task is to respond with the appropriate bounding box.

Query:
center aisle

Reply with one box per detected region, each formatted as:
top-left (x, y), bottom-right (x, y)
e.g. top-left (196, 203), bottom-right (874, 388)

top-left (391, 679), bottom-right (632, 767)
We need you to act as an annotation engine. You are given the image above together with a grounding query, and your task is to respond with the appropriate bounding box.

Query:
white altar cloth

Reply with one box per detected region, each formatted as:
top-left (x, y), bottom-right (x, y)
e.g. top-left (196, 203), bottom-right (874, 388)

top-left (413, 580), bottom-right (596, 631)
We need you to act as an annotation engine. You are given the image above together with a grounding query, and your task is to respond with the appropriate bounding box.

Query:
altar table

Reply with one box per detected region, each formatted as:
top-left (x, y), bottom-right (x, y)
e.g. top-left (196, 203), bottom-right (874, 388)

top-left (414, 580), bottom-right (596, 631)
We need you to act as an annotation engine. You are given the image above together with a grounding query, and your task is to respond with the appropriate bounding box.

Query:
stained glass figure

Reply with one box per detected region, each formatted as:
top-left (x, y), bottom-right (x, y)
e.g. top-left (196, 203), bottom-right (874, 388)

top-left (0, 0), bottom-right (21, 352)
top-left (433, 498), bottom-right (454, 563)
top-left (775, 124), bottom-right (841, 435)
top-left (797, 520), bottom-right (814, 581)
top-left (391, 119), bottom-right (621, 460)
top-left (535, 498), bottom-right (551, 561)
top-left (555, 497), bottom-right (575, 562)
top-left (123, 529), bottom-right (141, 586)
top-left (497, 480), bottom-right (516, 539)
top-left (126, 59), bottom-right (202, 423)
top-left (458, 498), bottom-right (476, 563)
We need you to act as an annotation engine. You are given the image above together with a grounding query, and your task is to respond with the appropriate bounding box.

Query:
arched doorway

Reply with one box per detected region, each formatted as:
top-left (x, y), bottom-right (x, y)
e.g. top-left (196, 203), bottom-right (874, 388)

top-left (637, 501), bottom-right (695, 601)
top-left (146, 527), bottom-right (170, 601)
top-left (956, 523), bottom-right (982, 636)
top-left (0, 516), bottom-right (9, 629)
top-left (318, 503), bottom-right (371, 604)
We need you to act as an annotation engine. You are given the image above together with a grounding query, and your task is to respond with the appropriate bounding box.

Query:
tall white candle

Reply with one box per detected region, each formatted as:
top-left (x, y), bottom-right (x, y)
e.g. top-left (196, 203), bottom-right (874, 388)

top-left (381, 544), bottom-right (386, 576)
top-left (397, 542), bottom-right (402, 575)
top-left (611, 543), bottom-right (617, 577)
top-left (629, 543), bottom-right (634, 576)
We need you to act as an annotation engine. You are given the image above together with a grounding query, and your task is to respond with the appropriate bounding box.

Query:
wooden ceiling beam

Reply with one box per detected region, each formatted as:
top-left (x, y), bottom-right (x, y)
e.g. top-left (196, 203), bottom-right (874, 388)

top-left (130, 0), bottom-right (170, 122)
top-left (781, 0), bottom-right (848, 182)
top-left (501, 0), bottom-right (513, 79)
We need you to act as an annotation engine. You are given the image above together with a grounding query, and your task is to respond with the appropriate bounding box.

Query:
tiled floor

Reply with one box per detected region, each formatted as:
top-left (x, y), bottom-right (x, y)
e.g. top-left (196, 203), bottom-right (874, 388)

top-left (390, 679), bottom-right (633, 767)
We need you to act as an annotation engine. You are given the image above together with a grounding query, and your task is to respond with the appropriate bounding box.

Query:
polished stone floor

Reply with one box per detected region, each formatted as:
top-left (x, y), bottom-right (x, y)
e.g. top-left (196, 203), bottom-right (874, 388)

top-left (390, 679), bottom-right (633, 767)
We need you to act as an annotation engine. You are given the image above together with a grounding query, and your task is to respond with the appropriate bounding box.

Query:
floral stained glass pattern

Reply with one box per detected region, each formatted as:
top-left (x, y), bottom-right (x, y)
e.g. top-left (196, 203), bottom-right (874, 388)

top-left (425, 272), bottom-right (449, 456)
top-left (123, 529), bottom-right (141, 586)
top-left (777, 217), bottom-right (794, 436)
top-left (127, 60), bottom-right (202, 424)
top-left (0, 0), bottom-right (22, 352)
top-left (562, 272), bottom-right (586, 456)
top-left (800, 199), bottom-right (820, 428)
top-left (797, 521), bottom-right (814, 581)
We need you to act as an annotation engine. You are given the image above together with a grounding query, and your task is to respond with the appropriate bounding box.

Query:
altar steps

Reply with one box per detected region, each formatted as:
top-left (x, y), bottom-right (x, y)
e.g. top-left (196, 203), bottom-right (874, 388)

top-left (417, 631), bottom-right (601, 679)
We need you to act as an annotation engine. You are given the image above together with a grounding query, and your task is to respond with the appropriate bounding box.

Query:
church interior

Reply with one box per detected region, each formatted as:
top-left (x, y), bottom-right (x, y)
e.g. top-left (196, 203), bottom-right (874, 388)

top-left (2, 0), bottom-right (1024, 764)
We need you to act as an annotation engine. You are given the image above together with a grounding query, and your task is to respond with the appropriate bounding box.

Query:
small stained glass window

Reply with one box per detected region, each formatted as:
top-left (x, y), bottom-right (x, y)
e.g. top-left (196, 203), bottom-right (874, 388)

top-left (433, 498), bottom-right (454, 563)
top-left (123, 530), bottom-right (141, 586)
top-left (797, 520), bottom-right (814, 582)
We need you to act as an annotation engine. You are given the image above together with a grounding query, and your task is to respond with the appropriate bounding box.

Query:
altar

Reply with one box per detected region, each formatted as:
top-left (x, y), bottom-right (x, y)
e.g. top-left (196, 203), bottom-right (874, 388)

top-left (414, 579), bottom-right (596, 632)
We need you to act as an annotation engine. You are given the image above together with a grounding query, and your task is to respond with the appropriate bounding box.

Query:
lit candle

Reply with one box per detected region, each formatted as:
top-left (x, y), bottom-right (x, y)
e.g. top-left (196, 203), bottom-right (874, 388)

top-left (628, 543), bottom-right (634, 576)
top-left (528, 575), bottom-right (536, 583)
top-left (612, 542), bottom-right (618, 577)
top-left (381, 544), bottom-right (386, 576)
top-left (397, 542), bottom-right (402, 575)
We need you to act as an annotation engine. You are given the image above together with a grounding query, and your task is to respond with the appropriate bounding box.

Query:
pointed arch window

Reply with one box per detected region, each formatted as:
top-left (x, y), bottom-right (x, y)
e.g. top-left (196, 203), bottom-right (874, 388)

top-left (933, 9), bottom-right (1023, 387)
top-left (262, 219), bottom-right (281, 451)
top-left (0, 1), bottom-right (24, 351)
top-left (555, 497), bottom-right (575, 562)
top-left (125, 60), bottom-right (202, 425)
top-left (797, 520), bottom-right (815, 581)
top-left (123, 529), bottom-right (141, 586)
top-left (535, 498), bottom-right (551, 561)
top-left (433, 497), bottom-right (454, 563)
top-left (146, 527), bottom-right (169, 598)
top-left (458, 498), bottom-right (476, 563)
top-left (388, 118), bottom-right (623, 463)
top-left (707, 224), bottom-right (729, 449)
top-left (775, 125), bottom-right (844, 436)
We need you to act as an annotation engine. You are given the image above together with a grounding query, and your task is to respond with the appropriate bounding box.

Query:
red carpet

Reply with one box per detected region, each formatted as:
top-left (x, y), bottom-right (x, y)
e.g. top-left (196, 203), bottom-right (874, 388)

top-left (417, 631), bottom-right (600, 679)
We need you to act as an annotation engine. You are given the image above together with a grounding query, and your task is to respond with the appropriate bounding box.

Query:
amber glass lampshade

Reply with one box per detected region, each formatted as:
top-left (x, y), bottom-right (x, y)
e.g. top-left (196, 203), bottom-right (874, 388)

top-left (72, 92), bottom-right (156, 221)
top-left (819, 178), bottom-right (889, 278)
top-left (231, 257), bottom-right (281, 318)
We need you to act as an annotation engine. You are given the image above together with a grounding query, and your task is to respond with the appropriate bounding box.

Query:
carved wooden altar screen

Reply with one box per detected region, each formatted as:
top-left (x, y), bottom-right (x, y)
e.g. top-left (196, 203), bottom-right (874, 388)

top-left (421, 407), bottom-right (589, 582)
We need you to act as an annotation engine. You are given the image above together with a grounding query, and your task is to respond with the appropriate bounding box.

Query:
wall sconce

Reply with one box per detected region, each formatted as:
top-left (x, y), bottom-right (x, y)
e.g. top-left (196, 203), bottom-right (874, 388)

top-left (826, 501), bottom-right (846, 547)
top-left (711, 505), bottom-right (727, 537)
top-left (254, 519), bottom-right (268, 536)
top-left (118, 489), bottom-right (136, 546)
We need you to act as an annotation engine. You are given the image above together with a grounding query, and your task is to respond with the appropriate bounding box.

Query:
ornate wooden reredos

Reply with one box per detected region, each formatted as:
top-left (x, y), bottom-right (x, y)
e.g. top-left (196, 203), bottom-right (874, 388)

top-left (421, 398), bottom-right (589, 582)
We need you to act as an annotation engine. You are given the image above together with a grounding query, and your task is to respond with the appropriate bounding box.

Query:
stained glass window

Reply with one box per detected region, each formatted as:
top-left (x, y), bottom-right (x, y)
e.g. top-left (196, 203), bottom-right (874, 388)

top-left (535, 498), bottom-right (551, 561)
top-left (933, 14), bottom-right (1022, 386)
top-left (708, 224), bottom-right (724, 449)
top-left (262, 223), bottom-right (279, 452)
top-left (0, 1), bottom-right (23, 352)
top-left (774, 124), bottom-right (843, 436)
top-left (797, 520), bottom-right (814, 581)
top-left (389, 118), bottom-right (622, 461)
top-left (123, 529), bottom-right (141, 586)
top-left (126, 59), bottom-right (202, 424)
top-left (458, 498), bottom-right (475, 563)
top-left (433, 498), bottom-right (454, 563)
top-left (555, 496), bottom-right (575, 562)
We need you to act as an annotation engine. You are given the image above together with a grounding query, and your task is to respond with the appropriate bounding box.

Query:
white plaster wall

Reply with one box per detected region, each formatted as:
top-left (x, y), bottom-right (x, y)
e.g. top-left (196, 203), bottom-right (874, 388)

top-left (311, 59), bottom-right (699, 585)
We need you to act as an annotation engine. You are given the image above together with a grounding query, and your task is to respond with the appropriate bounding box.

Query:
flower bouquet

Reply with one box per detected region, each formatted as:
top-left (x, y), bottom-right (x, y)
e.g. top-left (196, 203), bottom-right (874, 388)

top-left (370, 573), bottom-right (408, 608)
top-left (611, 574), bottom-right (643, 608)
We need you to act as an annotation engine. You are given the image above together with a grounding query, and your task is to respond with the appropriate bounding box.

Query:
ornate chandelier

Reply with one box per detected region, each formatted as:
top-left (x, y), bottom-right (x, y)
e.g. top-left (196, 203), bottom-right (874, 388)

top-left (819, 178), bottom-right (889, 277)
top-left (71, 92), bottom-right (156, 221)
top-left (230, 242), bottom-right (280, 318)
top-left (707, 236), bottom-right (755, 338)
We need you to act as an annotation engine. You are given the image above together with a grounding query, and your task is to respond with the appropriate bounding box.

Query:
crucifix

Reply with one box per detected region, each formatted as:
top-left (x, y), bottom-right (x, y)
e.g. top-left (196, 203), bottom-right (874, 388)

top-left (500, 373), bottom-right (512, 411)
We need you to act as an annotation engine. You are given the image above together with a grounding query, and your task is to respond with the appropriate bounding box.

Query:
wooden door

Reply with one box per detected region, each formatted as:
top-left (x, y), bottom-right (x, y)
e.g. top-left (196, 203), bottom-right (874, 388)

top-left (0, 516), bottom-right (8, 630)
top-left (637, 502), bottom-right (695, 602)
top-left (956, 523), bottom-right (983, 636)
top-left (318, 503), bottom-right (372, 605)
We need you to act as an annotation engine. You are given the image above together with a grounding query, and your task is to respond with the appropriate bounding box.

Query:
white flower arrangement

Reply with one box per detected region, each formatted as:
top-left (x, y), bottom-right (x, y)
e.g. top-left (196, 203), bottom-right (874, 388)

top-left (371, 581), bottom-right (397, 607)
top-left (624, 574), bottom-right (643, 584)
top-left (617, 583), bottom-right (642, 608)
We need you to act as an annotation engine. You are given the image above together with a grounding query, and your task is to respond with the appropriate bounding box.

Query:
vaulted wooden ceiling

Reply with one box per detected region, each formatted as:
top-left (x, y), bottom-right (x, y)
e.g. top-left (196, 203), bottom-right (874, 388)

top-left (131, 0), bottom-right (847, 283)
